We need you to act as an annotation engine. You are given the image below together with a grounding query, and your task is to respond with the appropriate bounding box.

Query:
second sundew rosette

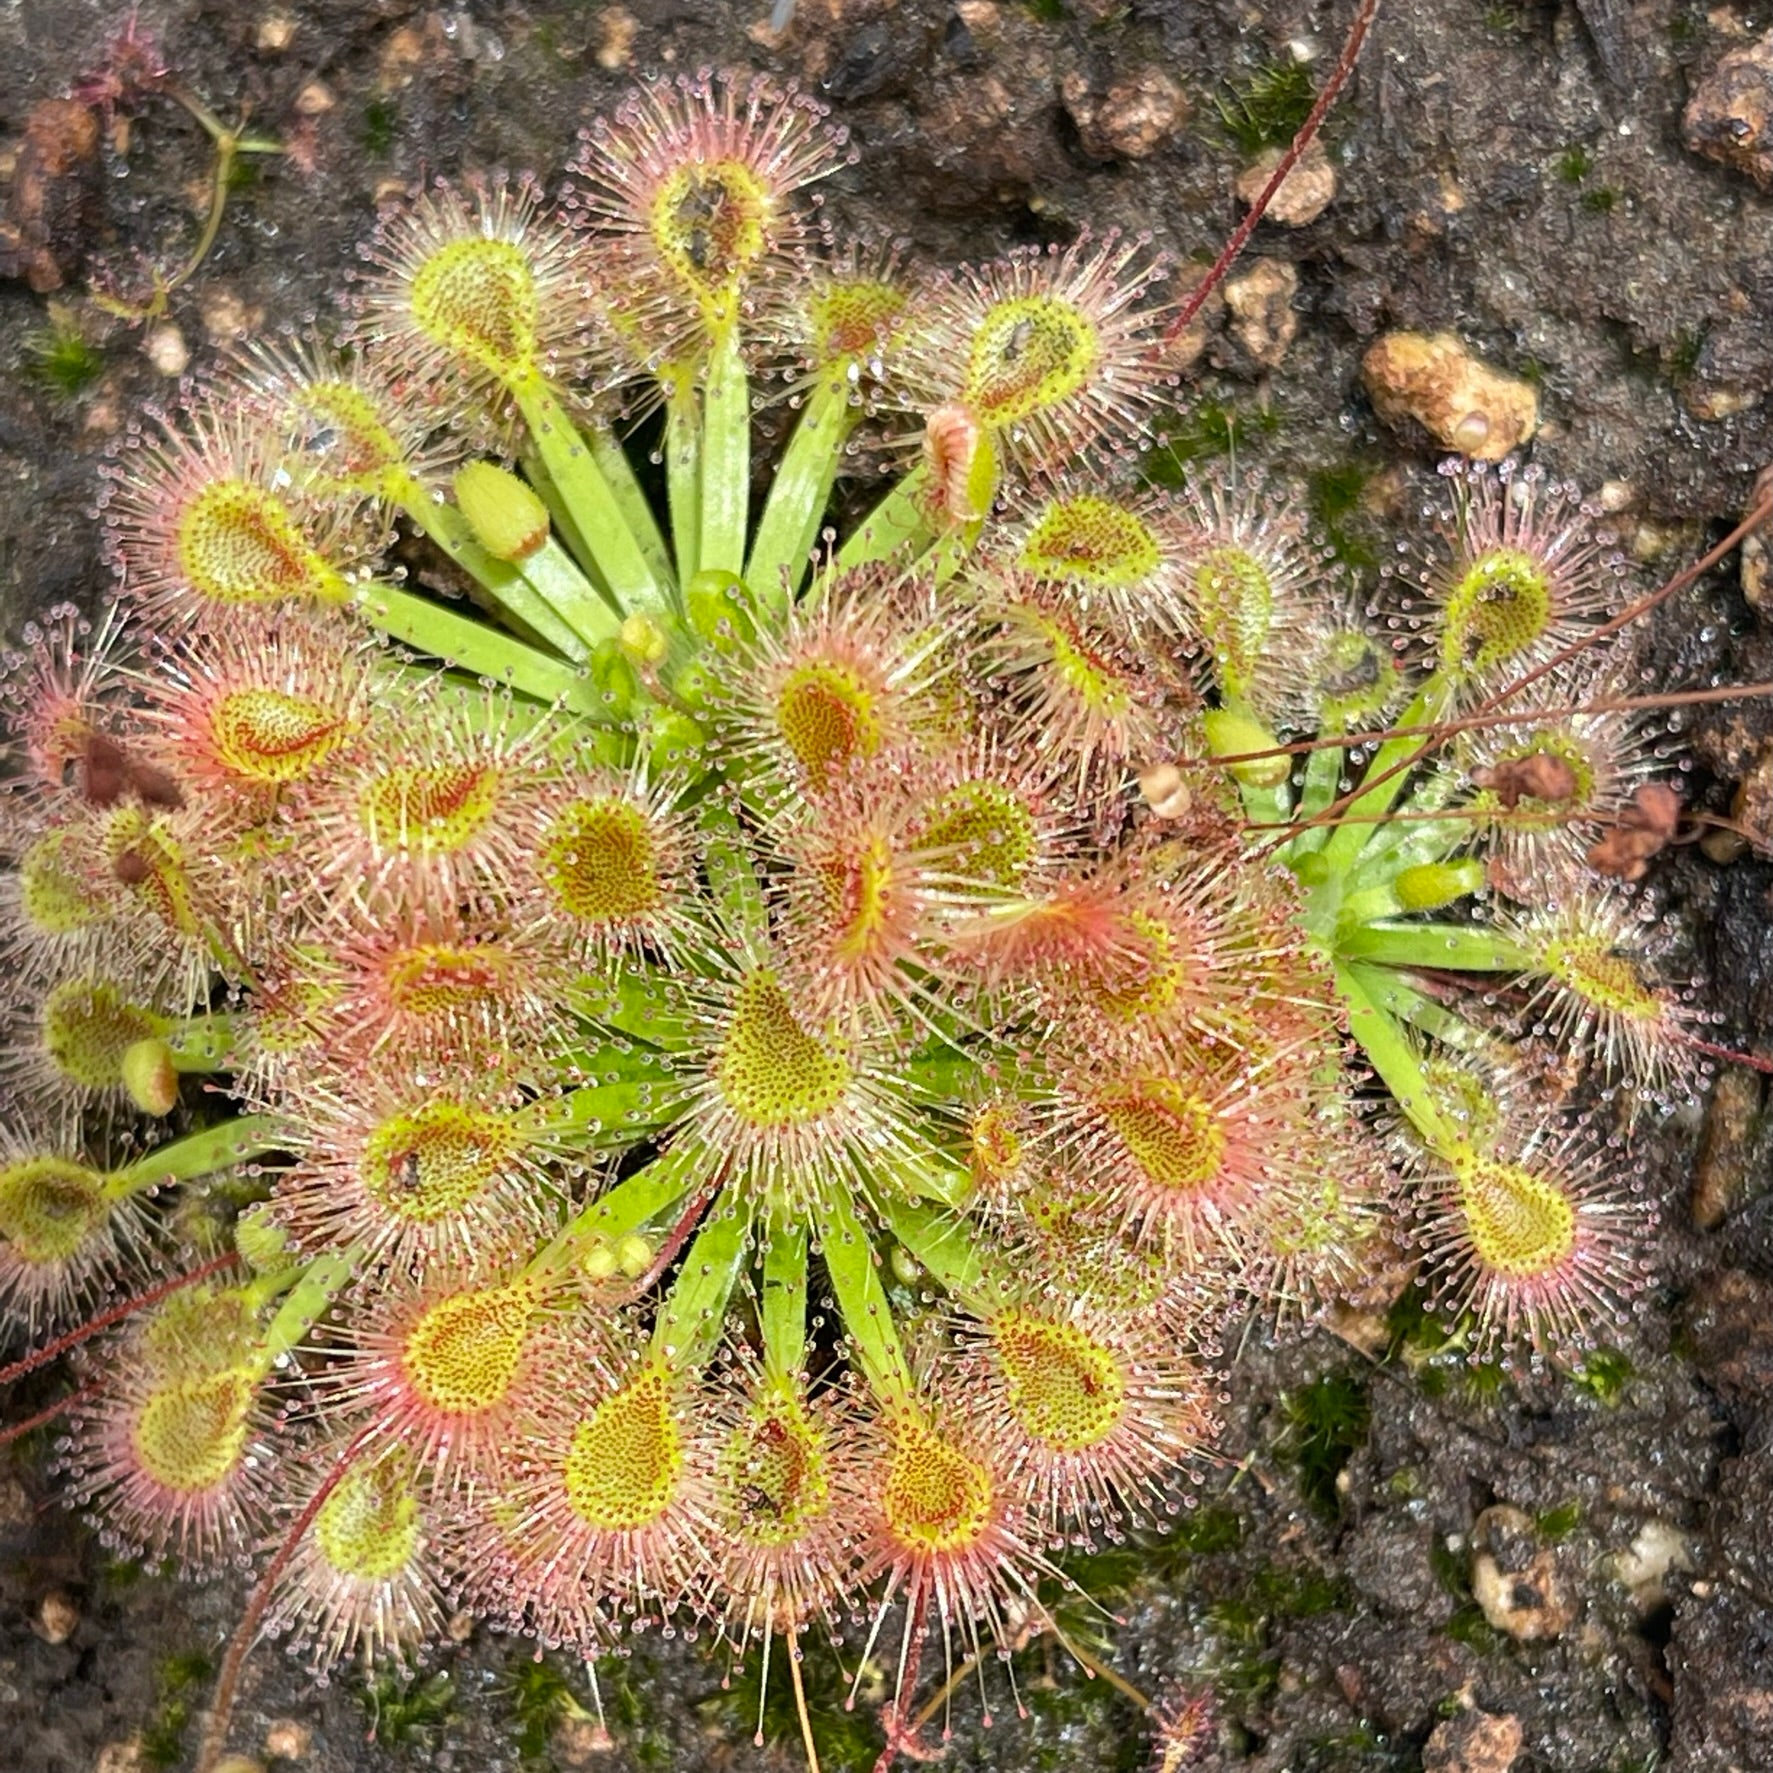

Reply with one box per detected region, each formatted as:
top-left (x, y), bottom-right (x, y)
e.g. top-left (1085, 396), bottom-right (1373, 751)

top-left (0, 65), bottom-right (1717, 1768)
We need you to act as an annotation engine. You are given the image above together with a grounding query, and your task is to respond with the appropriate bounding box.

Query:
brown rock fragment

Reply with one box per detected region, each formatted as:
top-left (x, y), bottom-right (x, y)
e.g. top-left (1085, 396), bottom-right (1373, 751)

top-left (0, 98), bottom-right (102, 292)
top-left (1235, 138), bottom-right (1338, 226)
top-left (263, 1720), bottom-right (312, 1761)
top-left (1162, 268), bottom-right (1221, 373)
top-left (1684, 36), bottom-right (1773, 190)
top-left (1470, 1504), bottom-right (1576, 1640)
top-left (1682, 1268), bottom-right (1773, 1405)
top-left (1423, 1707), bottom-right (1524, 1773)
top-left (1361, 331), bottom-right (1538, 461)
top-left (1061, 66), bottom-right (1187, 160)
top-left (1223, 259), bottom-right (1298, 369)
top-left (1742, 464), bottom-right (1773, 620)
top-left (595, 7), bottom-right (638, 71)
top-left (32, 1588), bottom-right (79, 1644)
top-left (551, 1714), bottom-right (616, 1767)
top-left (1694, 1065), bottom-right (1769, 1230)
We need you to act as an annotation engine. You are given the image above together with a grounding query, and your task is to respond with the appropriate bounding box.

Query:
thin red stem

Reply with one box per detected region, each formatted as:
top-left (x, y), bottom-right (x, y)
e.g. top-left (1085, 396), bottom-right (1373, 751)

top-left (0, 1251), bottom-right (240, 1390)
top-left (1209, 678), bottom-right (1773, 769)
top-left (611, 1164), bottom-right (727, 1309)
top-left (1678, 1035), bottom-right (1773, 1077)
top-left (1259, 490), bottom-right (1773, 854)
top-left (1161, 0), bottom-right (1382, 352)
top-left (1476, 488), bottom-right (1773, 717)
top-left (874, 1588), bottom-right (933, 1773)
top-left (195, 1421), bottom-right (377, 1773)
top-left (0, 1381), bottom-right (96, 1450)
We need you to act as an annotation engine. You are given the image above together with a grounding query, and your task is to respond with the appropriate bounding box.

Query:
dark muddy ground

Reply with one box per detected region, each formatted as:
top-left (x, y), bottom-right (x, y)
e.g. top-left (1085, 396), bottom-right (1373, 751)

top-left (4, 2), bottom-right (1773, 1771)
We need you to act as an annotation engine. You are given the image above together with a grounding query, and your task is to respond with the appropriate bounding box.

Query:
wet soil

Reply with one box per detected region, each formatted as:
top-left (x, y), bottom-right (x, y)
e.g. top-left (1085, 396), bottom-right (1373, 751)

top-left (4, 3), bottom-right (1773, 1771)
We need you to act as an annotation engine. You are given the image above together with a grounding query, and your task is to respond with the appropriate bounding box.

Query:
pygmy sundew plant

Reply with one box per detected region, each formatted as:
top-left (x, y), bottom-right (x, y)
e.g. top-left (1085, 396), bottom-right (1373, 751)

top-left (0, 48), bottom-right (1746, 1773)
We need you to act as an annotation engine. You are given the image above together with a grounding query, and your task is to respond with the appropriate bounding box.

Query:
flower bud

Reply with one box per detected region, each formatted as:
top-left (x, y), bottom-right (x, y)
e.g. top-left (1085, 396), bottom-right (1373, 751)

top-left (1201, 708), bottom-right (1289, 789)
top-left (1394, 859), bottom-right (1485, 913)
top-left (453, 461), bottom-right (550, 561)
top-left (121, 1037), bottom-right (180, 1117)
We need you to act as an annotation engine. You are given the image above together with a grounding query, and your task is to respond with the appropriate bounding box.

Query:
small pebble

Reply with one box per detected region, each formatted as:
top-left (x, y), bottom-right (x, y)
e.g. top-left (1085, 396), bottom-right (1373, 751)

top-left (143, 324), bottom-right (189, 378)
top-left (378, 25), bottom-right (426, 92)
top-left (294, 80), bottom-right (336, 117)
top-left (1685, 382), bottom-right (1761, 423)
top-left (201, 288), bottom-right (260, 346)
top-left (93, 1744), bottom-right (144, 1773)
top-left (1423, 1707), bottom-right (1524, 1773)
top-left (1693, 1064), bottom-right (1767, 1229)
top-left (1061, 67), bottom-right (1188, 160)
top-left (595, 7), bottom-right (638, 71)
top-left (1223, 259), bottom-right (1298, 368)
top-left (1612, 1519), bottom-right (1695, 1612)
top-left (1162, 271), bottom-right (1219, 372)
top-left (0, 96), bottom-right (102, 293)
top-left (33, 1589), bottom-right (78, 1645)
top-left (263, 1720), bottom-right (311, 1761)
top-left (1361, 330), bottom-right (1538, 461)
top-left (0, 1475), bottom-right (32, 1526)
top-left (1684, 35), bottom-right (1773, 189)
top-left (551, 1714), bottom-right (616, 1767)
top-left (255, 13), bottom-right (295, 53)
top-left (1741, 466), bottom-right (1773, 612)
top-left (1235, 138), bottom-right (1337, 226)
top-left (1729, 742), bottom-right (1773, 861)
top-left (1470, 1504), bottom-right (1575, 1640)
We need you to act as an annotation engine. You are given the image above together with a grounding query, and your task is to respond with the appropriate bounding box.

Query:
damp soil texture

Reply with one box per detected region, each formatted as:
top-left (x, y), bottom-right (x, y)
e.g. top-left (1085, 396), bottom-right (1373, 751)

top-left (4, 2), bottom-right (1773, 1771)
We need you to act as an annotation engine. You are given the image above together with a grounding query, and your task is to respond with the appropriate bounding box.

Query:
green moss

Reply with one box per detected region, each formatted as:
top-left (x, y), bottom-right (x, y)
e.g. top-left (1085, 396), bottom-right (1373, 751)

top-left (1277, 1370), bottom-right (1369, 1516)
top-left (1013, 1676), bottom-right (1148, 1773)
top-left (1216, 58), bottom-right (1317, 156)
top-left (1385, 1286), bottom-right (1511, 1402)
top-left (1536, 1499), bottom-right (1583, 1540)
top-left (1174, 1502), bottom-right (1245, 1555)
top-left (357, 1668), bottom-right (457, 1750)
top-left (596, 1650), bottom-right (681, 1769)
top-left (1056, 1506), bottom-right (1243, 1610)
top-left (707, 1649), bottom-right (880, 1773)
top-left (26, 310), bottom-right (106, 400)
top-left (1294, 1723), bottom-right (1413, 1770)
top-left (1429, 1535), bottom-right (1508, 1653)
top-left (1556, 145), bottom-right (1594, 183)
top-left (1668, 329), bottom-right (1706, 383)
top-left (502, 1652), bottom-right (607, 1764)
top-left (1308, 459), bottom-right (1382, 572)
top-left (363, 96), bottom-right (399, 157)
top-left (1142, 399), bottom-right (1281, 484)
top-left (1252, 1564), bottom-right (1348, 1615)
top-left (1444, 1601), bottom-right (1508, 1652)
top-left (141, 1649), bottom-right (214, 1770)
top-left (1571, 1346), bottom-right (1633, 1405)
top-left (1205, 1597), bottom-right (1282, 1701)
